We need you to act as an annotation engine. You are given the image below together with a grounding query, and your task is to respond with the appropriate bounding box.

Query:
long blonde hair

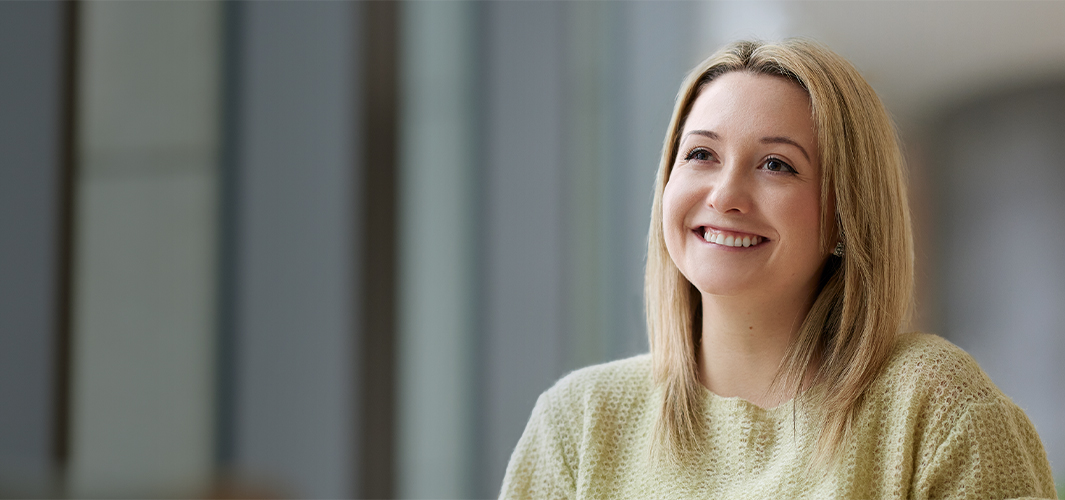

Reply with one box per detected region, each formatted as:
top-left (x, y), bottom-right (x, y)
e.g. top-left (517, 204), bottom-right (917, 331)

top-left (645, 39), bottom-right (914, 466)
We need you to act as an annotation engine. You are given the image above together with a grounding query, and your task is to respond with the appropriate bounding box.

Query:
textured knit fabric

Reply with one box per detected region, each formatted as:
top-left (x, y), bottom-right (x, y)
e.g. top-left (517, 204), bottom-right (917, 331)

top-left (500, 333), bottom-right (1056, 499)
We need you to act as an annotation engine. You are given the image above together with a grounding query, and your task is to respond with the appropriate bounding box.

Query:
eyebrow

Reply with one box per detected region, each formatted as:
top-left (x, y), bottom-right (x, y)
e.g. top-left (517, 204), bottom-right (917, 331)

top-left (686, 130), bottom-right (720, 140)
top-left (760, 136), bottom-right (810, 161)
top-left (684, 130), bottom-right (811, 162)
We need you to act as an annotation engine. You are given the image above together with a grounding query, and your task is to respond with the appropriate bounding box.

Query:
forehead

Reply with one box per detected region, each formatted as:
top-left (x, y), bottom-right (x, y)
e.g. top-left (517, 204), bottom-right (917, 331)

top-left (683, 72), bottom-right (816, 150)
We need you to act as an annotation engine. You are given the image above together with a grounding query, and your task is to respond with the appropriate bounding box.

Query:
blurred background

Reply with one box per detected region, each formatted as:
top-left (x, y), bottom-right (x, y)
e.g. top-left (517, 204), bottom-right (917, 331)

top-left (2, 0), bottom-right (1064, 498)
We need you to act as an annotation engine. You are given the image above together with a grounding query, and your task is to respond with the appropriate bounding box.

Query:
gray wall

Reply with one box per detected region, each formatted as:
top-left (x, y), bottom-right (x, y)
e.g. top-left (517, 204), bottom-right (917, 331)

top-left (0, 1), bottom-right (67, 495)
top-left (480, 4), bottom-right (569, 494)
top-left (935, 85), bottom-right (1065, 475)
top-left (394, 3), bottom-right (696, 497)
top-left (12, 3), bottom-right (1062, 499)
top-left (478, 3), bottom-right (696, 495)
top-left (61, 2), bottom-right (364, 497)
top-left (226, 2), bottom-right (361, 497)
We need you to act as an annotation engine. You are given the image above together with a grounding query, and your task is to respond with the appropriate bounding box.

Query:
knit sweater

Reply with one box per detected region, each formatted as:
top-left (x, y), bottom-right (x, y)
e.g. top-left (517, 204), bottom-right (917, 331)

top-left (500, 333), bottom-right (1055, 499)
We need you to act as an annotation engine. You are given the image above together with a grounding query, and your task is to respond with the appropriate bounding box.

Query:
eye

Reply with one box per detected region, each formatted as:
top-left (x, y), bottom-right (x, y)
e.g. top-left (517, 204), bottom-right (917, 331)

top-left (761, 156), bottom-right (797, 174)
top-left (684, 147), bottom-right (714, 162)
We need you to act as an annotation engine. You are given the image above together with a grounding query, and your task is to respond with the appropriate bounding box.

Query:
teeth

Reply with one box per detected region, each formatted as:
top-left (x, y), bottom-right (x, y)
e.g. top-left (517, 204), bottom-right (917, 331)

top-left (701, 229), bottom-right (762, 247)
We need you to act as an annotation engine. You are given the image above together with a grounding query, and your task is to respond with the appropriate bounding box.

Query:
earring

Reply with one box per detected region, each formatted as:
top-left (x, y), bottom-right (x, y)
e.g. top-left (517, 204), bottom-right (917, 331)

top-left (832, 241), bottom-right (845, 258)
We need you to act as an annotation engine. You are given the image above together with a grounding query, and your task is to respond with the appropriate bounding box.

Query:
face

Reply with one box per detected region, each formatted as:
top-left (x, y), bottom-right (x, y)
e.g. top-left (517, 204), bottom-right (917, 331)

top-left (662, 71), bottom-right (825, 303)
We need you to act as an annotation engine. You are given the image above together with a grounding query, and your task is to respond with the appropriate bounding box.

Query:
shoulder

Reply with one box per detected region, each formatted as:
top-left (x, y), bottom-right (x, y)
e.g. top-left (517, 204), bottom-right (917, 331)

top-left (875, 332), bottom-right (1003, 408)
top-left (538, 353), bottom-right (655, 415)
top-left (884, 332), bottom-right (976, 376)
top-left (877, 335), bottom-right (1056, 497)
top-left (501, 354), bottom-right (654, 495)
top-left (526, 354), bottom-right (655, 445)
top-left (861, 332), bottom-right (1013, 454)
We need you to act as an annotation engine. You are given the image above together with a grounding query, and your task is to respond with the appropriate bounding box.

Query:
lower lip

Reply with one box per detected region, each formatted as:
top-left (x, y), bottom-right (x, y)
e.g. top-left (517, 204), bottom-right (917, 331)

top-left (692, 230), bottom-right (767, 251)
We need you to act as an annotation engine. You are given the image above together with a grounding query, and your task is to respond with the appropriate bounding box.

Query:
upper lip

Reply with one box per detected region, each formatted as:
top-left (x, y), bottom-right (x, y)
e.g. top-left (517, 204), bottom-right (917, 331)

top-left (695, 223), bottom-right (768, 239)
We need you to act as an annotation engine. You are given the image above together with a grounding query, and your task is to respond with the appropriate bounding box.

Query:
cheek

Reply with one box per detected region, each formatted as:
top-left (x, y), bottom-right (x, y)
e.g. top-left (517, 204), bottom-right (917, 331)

top-left (661, 181), bottom-right (689, 246)
top-left (771, 191), bottom-right (823, 253)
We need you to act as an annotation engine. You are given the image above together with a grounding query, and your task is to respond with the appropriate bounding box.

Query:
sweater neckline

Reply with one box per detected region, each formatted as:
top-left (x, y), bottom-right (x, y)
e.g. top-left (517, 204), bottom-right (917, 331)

top-left (700, 386), bottom-right (799, 419)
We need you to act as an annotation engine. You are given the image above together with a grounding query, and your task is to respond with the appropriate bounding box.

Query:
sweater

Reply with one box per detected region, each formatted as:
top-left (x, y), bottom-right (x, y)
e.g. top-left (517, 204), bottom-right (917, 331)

top-left (500, 333), bottom-right (1055, 499)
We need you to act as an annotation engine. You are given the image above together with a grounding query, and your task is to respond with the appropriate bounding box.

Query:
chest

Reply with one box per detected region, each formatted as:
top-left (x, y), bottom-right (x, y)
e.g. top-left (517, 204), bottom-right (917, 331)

top-left (572, 407), bottom-right (914, 499)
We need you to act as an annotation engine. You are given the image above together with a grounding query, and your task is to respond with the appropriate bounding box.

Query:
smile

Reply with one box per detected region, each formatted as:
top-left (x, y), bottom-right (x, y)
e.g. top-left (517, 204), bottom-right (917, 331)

top-left (697, 227), bottom-right (765, 248)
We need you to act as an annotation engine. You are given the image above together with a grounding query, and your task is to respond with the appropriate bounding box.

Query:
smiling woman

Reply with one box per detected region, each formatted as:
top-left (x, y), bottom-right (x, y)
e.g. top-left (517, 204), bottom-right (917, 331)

top-left (499, 39), bottom-right (1055, 499)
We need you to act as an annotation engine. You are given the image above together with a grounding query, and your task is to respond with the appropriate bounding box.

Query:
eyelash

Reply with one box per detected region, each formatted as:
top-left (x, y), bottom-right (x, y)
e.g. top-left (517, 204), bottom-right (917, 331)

top-left (760, 156), bottom-right (797, 174)
top-left (682, 148), bottom-right (798, 175)
top-left (683, 147), bottom-right (714, 162)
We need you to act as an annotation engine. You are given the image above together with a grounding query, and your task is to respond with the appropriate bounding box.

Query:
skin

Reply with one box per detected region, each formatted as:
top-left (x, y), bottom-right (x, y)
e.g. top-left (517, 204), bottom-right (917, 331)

top-left (662, 72), bottom-right (828, 408)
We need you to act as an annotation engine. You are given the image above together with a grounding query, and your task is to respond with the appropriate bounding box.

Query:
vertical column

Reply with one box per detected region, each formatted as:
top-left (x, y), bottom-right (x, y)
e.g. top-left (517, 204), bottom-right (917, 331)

top-left (396, 2), bottom-right (479, 498)
top-left (0, 1), bottom-right (71, 496)
top-left (359, 3), bottom-right (400, 498)
top-left (67, 2), bottom-right (222, 496)
top-left (225, 2), bottom-right (361, 498)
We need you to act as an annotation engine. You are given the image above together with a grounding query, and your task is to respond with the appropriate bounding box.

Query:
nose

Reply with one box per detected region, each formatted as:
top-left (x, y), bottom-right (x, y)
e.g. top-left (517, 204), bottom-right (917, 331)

top-left (707, 163), bottom-right (751, 214)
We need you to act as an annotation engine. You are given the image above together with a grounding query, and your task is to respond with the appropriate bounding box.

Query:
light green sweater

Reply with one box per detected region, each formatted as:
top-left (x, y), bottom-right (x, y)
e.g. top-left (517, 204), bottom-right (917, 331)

top-left (501, 334), bottom-right (1055, 499)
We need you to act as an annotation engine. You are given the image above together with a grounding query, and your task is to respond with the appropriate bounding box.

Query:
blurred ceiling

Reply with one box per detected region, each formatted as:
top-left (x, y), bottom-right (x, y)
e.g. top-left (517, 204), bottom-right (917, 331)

top-left (698, 1), bottom-right (1065, 131)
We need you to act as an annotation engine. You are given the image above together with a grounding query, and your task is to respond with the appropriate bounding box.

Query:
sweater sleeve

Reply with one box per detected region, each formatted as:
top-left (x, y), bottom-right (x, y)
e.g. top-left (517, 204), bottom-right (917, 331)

top-left (499, 390), bottom-right (578, 500)
top-left (912, 398), bottom-right (1056, 500)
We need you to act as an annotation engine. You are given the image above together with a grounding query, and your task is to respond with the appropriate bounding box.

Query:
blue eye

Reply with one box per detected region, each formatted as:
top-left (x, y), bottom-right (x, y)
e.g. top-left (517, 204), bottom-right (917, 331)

top-left (762, 157), bottom-right (797, 174)
top-left (684, 148), bottom-right (713, 162)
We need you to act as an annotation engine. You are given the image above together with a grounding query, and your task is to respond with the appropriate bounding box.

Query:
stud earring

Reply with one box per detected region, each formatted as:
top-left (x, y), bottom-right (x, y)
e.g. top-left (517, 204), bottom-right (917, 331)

top-left (832, 241), bottom-right (845, 258)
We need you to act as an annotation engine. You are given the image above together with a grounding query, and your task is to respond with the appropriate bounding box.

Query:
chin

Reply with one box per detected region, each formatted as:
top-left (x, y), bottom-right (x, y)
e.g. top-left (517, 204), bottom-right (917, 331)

top-left (684, 273), bottom-right (758, 298)
top-left (693, 285), bottom-right (753, 299)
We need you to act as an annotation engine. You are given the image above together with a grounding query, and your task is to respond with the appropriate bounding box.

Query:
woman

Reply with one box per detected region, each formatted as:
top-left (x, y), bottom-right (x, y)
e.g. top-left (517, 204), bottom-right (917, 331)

top-left (500, 39), bottom-right (1055, 499)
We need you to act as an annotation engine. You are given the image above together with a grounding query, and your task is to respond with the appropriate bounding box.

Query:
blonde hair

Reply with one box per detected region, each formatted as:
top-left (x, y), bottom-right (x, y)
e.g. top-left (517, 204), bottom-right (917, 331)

top-left (645, 39), bottom-right (914, 466)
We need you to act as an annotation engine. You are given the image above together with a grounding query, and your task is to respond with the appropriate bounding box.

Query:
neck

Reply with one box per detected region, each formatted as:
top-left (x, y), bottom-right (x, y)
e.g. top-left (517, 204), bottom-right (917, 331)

top-left (697, 288), bottom-right (815, 408)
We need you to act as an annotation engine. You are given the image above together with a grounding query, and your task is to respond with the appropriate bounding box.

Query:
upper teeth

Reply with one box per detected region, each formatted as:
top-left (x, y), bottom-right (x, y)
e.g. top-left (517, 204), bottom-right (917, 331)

top-left (702, 230), bottom-right (762, 247)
